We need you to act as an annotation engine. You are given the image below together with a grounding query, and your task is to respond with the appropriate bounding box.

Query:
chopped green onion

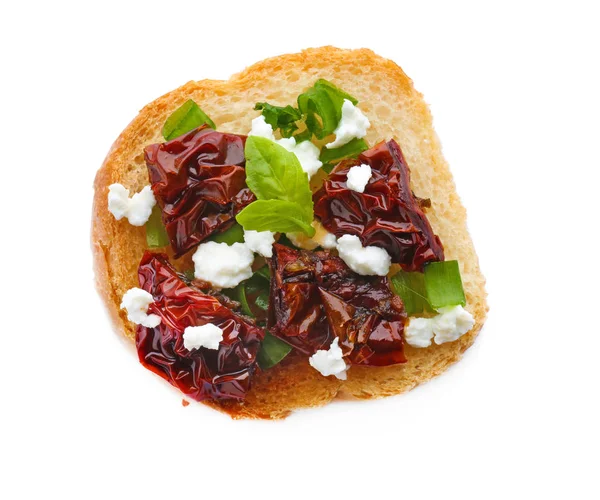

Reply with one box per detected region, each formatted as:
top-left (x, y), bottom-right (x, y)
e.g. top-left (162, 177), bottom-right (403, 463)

top-left (162, 100), bottom-right (216, 141)
top-left (390, 271), bottom-right (433, 315)
top-left (319, 138), bottom-right (368, 165)
top-left (424, 260), bottom-right (466, 309)
top-left (209, 222), bottom-right (245, 245)
top-left (146, 205), bottom-right (170, 248)
top-left (257, 331), bottom-right (292, 370)
top-left (183, 269), bottom-right (195, 281)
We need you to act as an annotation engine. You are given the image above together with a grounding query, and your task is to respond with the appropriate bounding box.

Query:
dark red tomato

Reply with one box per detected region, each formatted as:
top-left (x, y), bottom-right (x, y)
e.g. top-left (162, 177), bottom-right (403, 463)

top-left (268, 244), bottom-right (407, 366)
top-left (145, 126), bottom-right (255, 257)
top-left (313, 139), bottom-right (444, 272)
top-left (136, 252), bottom-right (264, 401)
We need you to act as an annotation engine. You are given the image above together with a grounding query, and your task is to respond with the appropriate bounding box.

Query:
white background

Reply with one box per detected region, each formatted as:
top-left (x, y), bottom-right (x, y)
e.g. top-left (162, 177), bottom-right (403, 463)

top-left (1, 1), bottom-right (598, 499)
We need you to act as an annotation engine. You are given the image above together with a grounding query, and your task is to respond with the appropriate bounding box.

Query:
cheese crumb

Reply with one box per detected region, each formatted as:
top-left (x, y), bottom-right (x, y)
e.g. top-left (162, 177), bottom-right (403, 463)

top-left (248, 115), bottom-right (276, 140)
top-left (120, 288), bottom-right (161, 328)
top-left (405, 317), bottom-right (434, 348)
top-left (432, 305), bottom-right (476, 345)
top-left (309, 338), bottom-right (347, 380)
top-left (325, 100), bottom-right (371, 149)
top-left (183, 324), bottom-right (224, 351)
top-left (346, 164), bottom-right (372, 193)
top-left (244, 230), bottom-right (275, 258)
top-left (108, 183), bottom-right (156, 226)
top-left (192, 241), bottom-right (254, 289)
top-left (287, 220), bottom-right (337, 250)
top-left (249, 116), bottom-right (322, 178)
top-left (405, 305), bottom-right (475, 348)
top-left (336, 234), bottom-right (391, 276)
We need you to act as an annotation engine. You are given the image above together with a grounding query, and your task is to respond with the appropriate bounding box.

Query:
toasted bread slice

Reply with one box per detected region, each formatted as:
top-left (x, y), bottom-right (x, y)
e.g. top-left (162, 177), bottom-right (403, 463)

top-left (92, 47), bottom-right (488, 419)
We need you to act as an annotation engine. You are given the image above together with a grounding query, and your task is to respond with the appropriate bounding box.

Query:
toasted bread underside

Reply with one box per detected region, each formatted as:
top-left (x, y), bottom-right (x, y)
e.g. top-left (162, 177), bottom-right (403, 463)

top-left (92, 47), bottom-right (488, 419)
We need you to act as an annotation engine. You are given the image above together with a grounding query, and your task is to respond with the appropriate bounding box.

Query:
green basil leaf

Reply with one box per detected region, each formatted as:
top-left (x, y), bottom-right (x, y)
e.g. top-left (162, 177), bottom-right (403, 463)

top-left (244, 274), bottom-right (270, 313)
top-left (257, 331), bottom-right (292, 370)
top-left (237, 280), bottom-right (253, 317)
top-left (297, 79), bottom-right (358, 140)
top-left (275, 234), bottom-right (298, 248)
top-left (293, 128), bottom-right (312, 144)
top-left (254, 291), bottom-right (269, 311)
top-left (209, 222), bottom-right (245, 245)
top-left (424, 260), bottom-right (467, 309)
top-left (319, 138), bottom-right (369, 165)
top-left (236, 200), bottom-right (315, 236)
top-left (255, 265), bottom-right (271, 281)
top-left (162, 99), bottom-right (216, 141)
top-left (254, 102), bottom-right (302, 138)
top-left (244, 137), bottom-right (312, 211)
top-left (391, 271), bottom-right (434, 316)
top-left (145, 205), bottom-right (170, 248)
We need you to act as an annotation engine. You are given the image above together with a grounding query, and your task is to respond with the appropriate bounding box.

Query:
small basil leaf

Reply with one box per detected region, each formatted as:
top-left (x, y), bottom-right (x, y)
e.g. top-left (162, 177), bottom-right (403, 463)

top-left (244, 136), bottom-right (313, 224)
top-left (209, 222), bottom-right (245, 245)
top-left (257, 332), bottom-right (292, 370)
top-left (236, 200), bottom-right (316, 236)
top-left (255, 266), bottom-right (271, 281)
top-left (297, 79), bottom-right (358, 140)
top-left (292, 128), bottom-right (313, 144)
top-left (254, 291), bottom-right (269, 311)
top-left (391, 271), bottom-right (434, 316)
top-left (162, 100), bottom-right (216, 141)
top-left (319, 138), bottom-right (369, 165)
top-left (254, 102), bottom-right (302, 138)
top-left (146, 205), bottom-right (170, 248)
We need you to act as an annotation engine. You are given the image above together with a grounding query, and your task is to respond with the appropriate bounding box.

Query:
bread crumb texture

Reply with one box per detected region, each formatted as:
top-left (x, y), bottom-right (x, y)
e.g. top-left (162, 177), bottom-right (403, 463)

top-left (92, 47), bottom-right (488, 419)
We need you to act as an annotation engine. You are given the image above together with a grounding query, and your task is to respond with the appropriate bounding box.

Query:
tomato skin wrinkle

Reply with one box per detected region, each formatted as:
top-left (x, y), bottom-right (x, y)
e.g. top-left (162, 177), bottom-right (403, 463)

top-left (145, 126), bottom-right (255, 257)
top-left (136, 252), bottom-right (264, 402)
top-left (268, 244), bottom-right (407, 367)
top-left (314, 139), bottom-right (444, 272)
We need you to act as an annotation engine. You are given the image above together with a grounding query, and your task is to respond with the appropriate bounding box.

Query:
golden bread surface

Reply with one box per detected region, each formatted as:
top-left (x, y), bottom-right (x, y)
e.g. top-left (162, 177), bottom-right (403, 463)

top-left (92, 46), bottom-right (487, 419)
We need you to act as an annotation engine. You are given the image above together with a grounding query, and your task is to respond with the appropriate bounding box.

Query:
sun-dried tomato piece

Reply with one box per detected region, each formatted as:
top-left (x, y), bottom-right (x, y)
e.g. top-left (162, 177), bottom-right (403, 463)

top-left (268, 244), bottom-right (407, 366)
top-left (145, 126), bottom-right (255, 257)
top-left (136, 252), bottom-right (264, 401)
top-left (313, 139), bottom-right (444, 272)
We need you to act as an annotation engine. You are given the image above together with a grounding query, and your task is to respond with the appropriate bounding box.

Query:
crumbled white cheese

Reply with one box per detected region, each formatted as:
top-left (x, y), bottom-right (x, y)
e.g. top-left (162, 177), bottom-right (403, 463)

top-left (192, 241), bottom-right (254, 288)
top-left (248, 115), bottom-right (276, 140)
top-left (325, 99), bottom-right (371, 149)
top-left (405, 317), bottom-right (434, 348)
top-left (336, 234), bottom-right (391, 276)
top-left (432, 305), bottom-right (476, 345)
top-left (287, 220), bottom-right (337, 250)
top-left (120, 288), bottom-right (161, 328)
top-left (404, 305), bottom-right (475, 348)
top-left (244, 230), bottom-right (275, 258)
top-left (346, 164), bottom-right (372, 193)
top-left (249, 116), bottom-right (323, 178)
top-left (309, 338), bottom-right (348, 380)
top-left (278, 137), bottom-right (323, 178)
top-left (183, 324), bottom-right (224, 351)
top-left (108, 183), bottom-right (156, 226)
